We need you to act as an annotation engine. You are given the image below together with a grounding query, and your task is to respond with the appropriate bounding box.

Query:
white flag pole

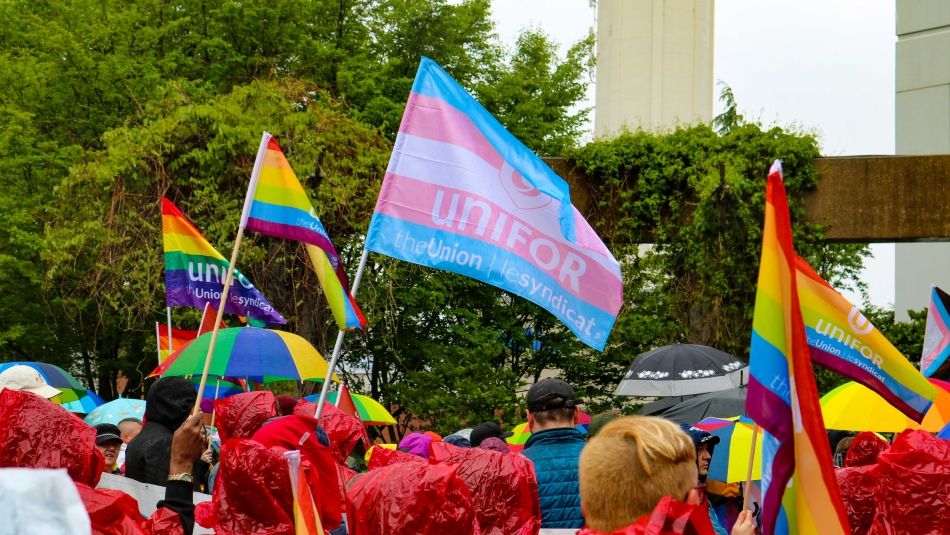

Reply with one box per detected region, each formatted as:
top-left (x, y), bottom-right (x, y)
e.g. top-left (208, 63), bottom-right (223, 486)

top-left (192, 132), bottom-right (272, 414)
top-left (314, 247), bottom-right (370, 419)
top-left (166, 306), bottom-right (174, 356)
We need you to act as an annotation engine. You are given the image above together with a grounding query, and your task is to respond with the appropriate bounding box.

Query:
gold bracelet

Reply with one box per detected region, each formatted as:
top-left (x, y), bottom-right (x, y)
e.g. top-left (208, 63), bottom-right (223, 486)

top-left (167, 472), bottom-right (193, 484)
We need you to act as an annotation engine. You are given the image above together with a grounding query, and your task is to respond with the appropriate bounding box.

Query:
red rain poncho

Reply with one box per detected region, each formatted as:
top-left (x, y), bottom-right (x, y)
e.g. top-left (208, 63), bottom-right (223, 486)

top-left (844, 432), bottom-right (888, 468)
top-left (867, 429), bottom-right (950, 535)
top-left (0, 389), bottom-right (184, 535)
top-left (429, 441), bottom-right (541, 535)
top-left (575, 497), bottom-right (716, 535)
top-left (836, 465), bottom-right (878, 535)
top-left (214, 391), bottom-right (275, 443)
top-left (294, 400), bottom-right (369, 464)
top-left (252, 413), bottom-right (345, 528)
top-left (346, 461), bottom-right (481, 535)
top-left (367, 444), bottom-right (426, 470)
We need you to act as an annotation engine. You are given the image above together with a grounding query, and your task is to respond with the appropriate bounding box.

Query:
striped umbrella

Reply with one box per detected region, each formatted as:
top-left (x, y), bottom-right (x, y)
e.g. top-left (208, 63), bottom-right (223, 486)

top-left (60, 389), bottom-right (106, 414)
top-left (157, 327), bottom-right (340, 383)
top-left (308, 391), bottom-right (397, 425)
top-left (693, 416), bottom-right (761, 483)
top-left (0, 361), bottom-right (87, 402)
top-left (820, 378), bottom-right (950, 432)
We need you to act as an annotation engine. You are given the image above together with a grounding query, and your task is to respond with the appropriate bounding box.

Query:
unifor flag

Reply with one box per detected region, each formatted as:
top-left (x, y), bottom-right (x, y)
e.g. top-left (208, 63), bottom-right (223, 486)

top-left (240, 134), bottom-right (366, 331)
top-left (746, 161), bottom-right (849, 535)
top-left (162, 197), bottom-right (285, 324)
top-left (922, 285), bottom-right (950, 379)
top-left (364, 57), bottom-right (622, 350)
top-left (796, 257), bottom-right (936, 421)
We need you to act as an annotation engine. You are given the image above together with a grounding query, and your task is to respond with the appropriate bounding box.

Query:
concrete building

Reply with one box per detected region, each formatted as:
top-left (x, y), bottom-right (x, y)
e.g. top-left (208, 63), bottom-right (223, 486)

top-left (895, 1), bottom-right (950, 319)
top-left (594, 0), bottom-right (715, 136)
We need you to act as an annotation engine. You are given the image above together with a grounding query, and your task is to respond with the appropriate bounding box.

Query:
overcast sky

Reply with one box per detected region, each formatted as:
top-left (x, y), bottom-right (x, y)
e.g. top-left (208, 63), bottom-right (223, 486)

top-left (490, 0), bottom-right (896, 307)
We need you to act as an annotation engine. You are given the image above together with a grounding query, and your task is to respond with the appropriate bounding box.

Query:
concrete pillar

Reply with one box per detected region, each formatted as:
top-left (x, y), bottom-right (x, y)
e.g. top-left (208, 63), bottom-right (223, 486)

top-left (594, 0), bottom-right (714, 137)
top-left (895, 0), bottom-right (950, 319)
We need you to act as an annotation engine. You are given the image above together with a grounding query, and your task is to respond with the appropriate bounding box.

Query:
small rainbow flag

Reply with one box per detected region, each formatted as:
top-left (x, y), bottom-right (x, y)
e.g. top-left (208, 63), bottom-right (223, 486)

top-left (796, 256), bottom-right (936, 421)
top-left (746, 161), bottom-right (849, 535)
top-left (284, 450), bottom-right (323, 535)
top-left (240, 134), bottom-right (366, 331)
top-left (163, 197), bottom-right (285, 324)
top-left (155, 324), bottom-right (198, 363)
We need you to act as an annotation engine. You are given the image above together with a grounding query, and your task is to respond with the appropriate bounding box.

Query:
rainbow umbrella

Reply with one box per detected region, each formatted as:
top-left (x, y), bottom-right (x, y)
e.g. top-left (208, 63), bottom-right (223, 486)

top-left (84, 398), bottom-right (146, 426)
top-left (306, 391), bottom-right (397, 425)
top-left (158, 327), bottom-right (340, 383)
top-left (0, 361), bottom-right (88, 402)
top-left (820, 378), bottom-right (950, 432)
top-left (60, 389), bottom-right (106, 414)
top-left (693, 416), bottom-right (761, 483)
top-left (187, 376), bottom-right (246, 399)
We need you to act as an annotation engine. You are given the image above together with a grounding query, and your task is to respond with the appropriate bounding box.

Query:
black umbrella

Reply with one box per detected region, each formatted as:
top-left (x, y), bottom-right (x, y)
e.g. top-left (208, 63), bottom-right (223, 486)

top-left (614, 344), bottom-right (748, 397)
top-left (656, 387), bottom-right (747, 425)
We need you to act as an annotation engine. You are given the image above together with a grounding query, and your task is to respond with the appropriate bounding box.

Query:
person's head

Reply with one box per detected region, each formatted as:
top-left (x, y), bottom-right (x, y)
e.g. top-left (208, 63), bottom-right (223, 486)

top-left (397, 432), bottom-right (433, 459)
top-left (525, 378), bottom-right (578, 432)
top-left (579, 417), bottom-right (697, 532)
top-left (678, 423), bottom-right (720, 481)
top-left (469, 421), bottom-right (512, 447)
top-left (144, 377), bottom-right (197, 430)
top-left (478, 436), bottom-right (510, 453)
top-left (275, 394), bottom-right (298, 416)
top-left (587, 412), bottom-right (618, 439)
top-left (117, 418), bottom-right (142, 443)
top-left (0, 365), bottom-right (62, 399)
top-left (444, 434), bottom-right (472, 448)
top-left (94, 423), bottom-right (124, 470)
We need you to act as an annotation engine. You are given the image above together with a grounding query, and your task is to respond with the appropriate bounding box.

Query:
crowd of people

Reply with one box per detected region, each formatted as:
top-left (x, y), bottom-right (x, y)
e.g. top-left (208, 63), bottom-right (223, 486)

top-left (1, 363), bottom-right (948, 534)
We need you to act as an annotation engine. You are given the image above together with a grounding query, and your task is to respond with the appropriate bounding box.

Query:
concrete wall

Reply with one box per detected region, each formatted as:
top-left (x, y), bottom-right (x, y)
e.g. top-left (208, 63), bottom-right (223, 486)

top-left (895, 0), bottom-right (950, 319)
top-left (594, 0), bottom-right (714, 137)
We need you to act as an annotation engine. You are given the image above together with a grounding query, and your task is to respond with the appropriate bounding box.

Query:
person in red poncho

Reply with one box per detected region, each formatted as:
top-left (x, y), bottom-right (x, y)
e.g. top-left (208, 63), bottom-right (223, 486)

top-left (577, 416), bottom-right (755, 535)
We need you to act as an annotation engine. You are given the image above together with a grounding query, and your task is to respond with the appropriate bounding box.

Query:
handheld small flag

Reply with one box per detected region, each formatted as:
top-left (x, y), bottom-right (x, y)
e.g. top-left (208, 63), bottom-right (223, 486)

top-left (334, 384), bottom-right (360, 421)
top-left (156, 323), bottom-right (198, 363)
top-left (796, 257), bottom-right (937, 421)
top-left (365, 57), bottom-right (622, 350)
top-left (163, 197), bottom-right (285, 324)
top-left (240, 134), bottom-right (366, 331)
top-left (922, 285), bottom-right (950, 379)
top-left (746, 161), bottom-right (849, 535)
top-left (284, 450), bottom-right (323, 535)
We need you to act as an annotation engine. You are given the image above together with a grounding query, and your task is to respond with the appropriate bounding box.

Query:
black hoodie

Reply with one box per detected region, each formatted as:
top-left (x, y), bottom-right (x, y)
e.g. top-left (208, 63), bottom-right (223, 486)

top-left (124, 377), bottom-right (197, 486)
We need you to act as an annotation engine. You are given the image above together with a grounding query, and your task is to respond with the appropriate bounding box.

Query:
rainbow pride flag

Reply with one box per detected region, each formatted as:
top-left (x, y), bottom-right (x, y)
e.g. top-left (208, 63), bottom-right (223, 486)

top-left (155, 324), bottom-right (198, 363)
top-left (240, 134), bottom-right (366, 331)
top-left (284, 450), bottom-right (323, 534)
top-left (796, 257), bottom-right (936, 421)
top-left (922, 285), bottom-right (950, 379)
top-left (364, 57), bottom-right (622, 350)
top-left (163, 198), bottom-right (285, 324)
top-left (746, 161), bottom-right (849, 535)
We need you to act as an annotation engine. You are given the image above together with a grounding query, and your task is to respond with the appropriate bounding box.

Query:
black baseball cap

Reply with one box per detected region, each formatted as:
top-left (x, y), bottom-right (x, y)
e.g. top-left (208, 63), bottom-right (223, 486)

top-left (469, 422), bottom-right (513, 447)
top-left (678, 423), bottom-right (721, 449)
top-left (94, 423), bottom-right (123, 446)
top-left (526, 379), bottom-right (577, 412)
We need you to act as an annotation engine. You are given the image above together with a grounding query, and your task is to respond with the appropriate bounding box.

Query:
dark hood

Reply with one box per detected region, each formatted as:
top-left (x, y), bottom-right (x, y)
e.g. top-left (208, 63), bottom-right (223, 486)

top-left (144, 377), bottom-right (197, 429)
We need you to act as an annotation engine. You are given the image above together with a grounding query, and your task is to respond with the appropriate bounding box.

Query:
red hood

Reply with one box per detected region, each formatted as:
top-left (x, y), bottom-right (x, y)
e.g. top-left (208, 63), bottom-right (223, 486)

top-left (214, 391), bottom-right (275, 444)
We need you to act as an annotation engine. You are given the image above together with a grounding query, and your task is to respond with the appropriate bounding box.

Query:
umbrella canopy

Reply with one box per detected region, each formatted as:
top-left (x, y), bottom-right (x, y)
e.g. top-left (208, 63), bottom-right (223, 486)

top-left (820, 379), bottom-right (950, 432)
top-left (158, 327), bottom-right (340, 383)
top-left (615, 344), bottom-right (748, 397)
top-left (693, 416), bottom-right (761, 483)
top-left (188, 376), bottom-right (246, 400)
top-left (59, 389), bottom-right (105, 414)
top-left (657, 387), bottom-right (747, 425)
top-left (84, 398), bottom-right (146, 426)
top-left (0, 361), bottom-right (87, 402)
top-left (311, 391), bottom-right (397, 426)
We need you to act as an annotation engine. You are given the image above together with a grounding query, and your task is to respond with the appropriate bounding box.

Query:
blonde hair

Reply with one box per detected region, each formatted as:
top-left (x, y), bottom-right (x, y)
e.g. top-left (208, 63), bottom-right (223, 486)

top-left (579, 416), bottom-right (697, 532)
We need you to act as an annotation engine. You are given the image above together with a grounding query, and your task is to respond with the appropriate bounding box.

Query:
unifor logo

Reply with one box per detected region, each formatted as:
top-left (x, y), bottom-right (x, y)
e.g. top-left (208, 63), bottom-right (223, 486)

top-left (499, 161), bottom-right (551, 210)
top-left (847, 306), bottom-right (874, 335)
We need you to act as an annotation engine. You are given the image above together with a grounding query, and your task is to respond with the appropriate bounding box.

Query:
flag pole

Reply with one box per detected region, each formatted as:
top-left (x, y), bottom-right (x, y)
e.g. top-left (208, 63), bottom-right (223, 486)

top-left (192, 133), bottom-right (271, 414)
top-left (207, 377), bottom-right (221, 447)
top-left (166, 306), bottom-right (174, 356)
top-left (314, 248), bottom-right (370, 419)
top-left (743, 423), bottom-right (760, 511)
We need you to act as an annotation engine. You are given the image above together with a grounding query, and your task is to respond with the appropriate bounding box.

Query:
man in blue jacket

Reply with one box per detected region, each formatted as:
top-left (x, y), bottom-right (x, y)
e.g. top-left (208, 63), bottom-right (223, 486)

top-left (521, 378), bottom-right (586, 529)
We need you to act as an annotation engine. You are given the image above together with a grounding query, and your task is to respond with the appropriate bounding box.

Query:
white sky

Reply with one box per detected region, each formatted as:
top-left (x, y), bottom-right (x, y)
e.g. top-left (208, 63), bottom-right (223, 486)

top-left (491, 0), bottom-right (896, 308)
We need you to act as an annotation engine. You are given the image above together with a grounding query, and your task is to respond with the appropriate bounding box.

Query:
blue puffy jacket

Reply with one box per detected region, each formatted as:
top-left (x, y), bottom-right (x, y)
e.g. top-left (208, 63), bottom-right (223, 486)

top-left (521, 427), bottom-right (586, 529)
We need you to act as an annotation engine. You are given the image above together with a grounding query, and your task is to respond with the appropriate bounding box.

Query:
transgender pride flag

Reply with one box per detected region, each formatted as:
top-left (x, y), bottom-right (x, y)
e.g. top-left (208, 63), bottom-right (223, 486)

top-left (365, 57), bottom-right (622, 350)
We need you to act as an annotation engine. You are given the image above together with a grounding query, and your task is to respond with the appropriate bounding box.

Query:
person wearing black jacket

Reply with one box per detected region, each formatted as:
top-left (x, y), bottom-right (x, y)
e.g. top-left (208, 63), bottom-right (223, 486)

top-left (158, 413), bottom-right (206, 535)
top-left (126, 377), bottom-right (206, 488)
